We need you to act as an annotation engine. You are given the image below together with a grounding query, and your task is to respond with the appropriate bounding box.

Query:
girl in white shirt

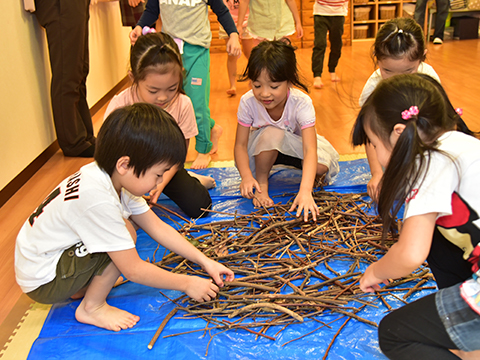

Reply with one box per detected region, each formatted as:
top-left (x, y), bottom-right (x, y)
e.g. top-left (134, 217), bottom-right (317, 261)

top-left (234, 39), bottom-right (339, 221)
top-left (359, 18), bottom-right (441, 202)
top-left (352, 73), bottom-right (480, 359)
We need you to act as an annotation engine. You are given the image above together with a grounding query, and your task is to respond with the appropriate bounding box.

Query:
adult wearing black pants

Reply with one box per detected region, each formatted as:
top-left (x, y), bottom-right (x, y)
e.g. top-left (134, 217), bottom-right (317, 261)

top-left (33, 0), bottom-right (96, 157)
top-left (414, 0), bottom-right (449, 44)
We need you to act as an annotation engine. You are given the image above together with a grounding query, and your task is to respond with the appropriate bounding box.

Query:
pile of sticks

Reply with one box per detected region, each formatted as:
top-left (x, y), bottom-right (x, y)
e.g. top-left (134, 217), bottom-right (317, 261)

top-left (148, 190), bottom-right (435, 357)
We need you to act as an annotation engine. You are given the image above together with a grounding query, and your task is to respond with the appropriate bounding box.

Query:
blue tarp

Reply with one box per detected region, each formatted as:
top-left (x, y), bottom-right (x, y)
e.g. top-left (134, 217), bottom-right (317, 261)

top-left (28, 159), bottom-right (436, 359)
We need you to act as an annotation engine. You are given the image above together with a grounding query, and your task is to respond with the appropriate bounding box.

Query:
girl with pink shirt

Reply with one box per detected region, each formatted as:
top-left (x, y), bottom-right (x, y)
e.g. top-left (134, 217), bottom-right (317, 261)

top-left (234, 40), bottom-right (339, 221)
top-left (105, 32), bottom-right (215, 218)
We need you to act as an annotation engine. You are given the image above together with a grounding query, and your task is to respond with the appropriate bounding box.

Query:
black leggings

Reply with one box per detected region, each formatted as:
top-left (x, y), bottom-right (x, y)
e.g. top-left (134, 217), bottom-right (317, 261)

top-left (162, 168), bottom-right (212, 218)
top-left (378, 293), bottom-right (460, 359)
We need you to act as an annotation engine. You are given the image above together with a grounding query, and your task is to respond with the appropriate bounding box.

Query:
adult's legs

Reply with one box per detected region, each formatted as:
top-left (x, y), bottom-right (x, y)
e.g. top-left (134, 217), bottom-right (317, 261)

top-left (414, 0), bottom-right (429, 28)
top-left (379, 293), bottom-right (460, 359)
top-left (34, 0), bottom-right (95, 156)
top-left (433, 0), bottom-right (449, 40)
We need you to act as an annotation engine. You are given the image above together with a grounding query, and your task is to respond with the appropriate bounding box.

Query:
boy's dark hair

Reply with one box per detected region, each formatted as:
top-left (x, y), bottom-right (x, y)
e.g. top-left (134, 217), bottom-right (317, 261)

top-left (239, 39), bottom-right (309, 93)
top-left (373, 17), bottom-right (426, 63)
top-left (352, 73), bottom-right (476, 239)
top-left (130, 32), bottom-right (185, 94)
top-left (95, 103), bottom-right (186, 177)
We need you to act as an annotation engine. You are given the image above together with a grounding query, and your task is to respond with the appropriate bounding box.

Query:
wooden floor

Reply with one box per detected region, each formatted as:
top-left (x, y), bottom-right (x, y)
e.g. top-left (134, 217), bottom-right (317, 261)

top-left (1, 39), bottom-right (480, 350)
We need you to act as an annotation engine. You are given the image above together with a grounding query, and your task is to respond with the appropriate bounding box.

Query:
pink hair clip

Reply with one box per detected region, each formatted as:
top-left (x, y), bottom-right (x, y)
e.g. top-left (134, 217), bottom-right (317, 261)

top-left (401, 106), bottom-right (419, 120)
top-left (455, 108), bottom-right (463, 116)
top-left (142, 26), bottom-right (156, 35)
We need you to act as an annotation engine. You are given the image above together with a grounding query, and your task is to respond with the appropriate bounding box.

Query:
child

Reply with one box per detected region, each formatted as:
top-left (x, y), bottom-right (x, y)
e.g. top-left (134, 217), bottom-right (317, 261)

top-left (105, 32), bottom-right (215, 219)
top-left (129, 0), bottom-right (242, 169)
top-left (359, 18), bottom-right (441, 202)
top-left (234, 40), bottom-right (339, 221)
top-left (352, 73), bottom-right (480, 358)
top-left (220, 0), bottom-right (254, 96)
top-left (311, 0), bottom-right (348, 89)
top-left (15, 103), bottom-right (234, 332)
top-left (236, 0), bottom-right (303, 46)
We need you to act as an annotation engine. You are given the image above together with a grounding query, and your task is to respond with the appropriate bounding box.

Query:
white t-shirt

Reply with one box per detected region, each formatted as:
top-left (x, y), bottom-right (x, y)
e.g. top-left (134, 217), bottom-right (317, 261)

top-left (404, 131), bottom-right (480, 229)
top-left (237, 88), bottom-right (316, 134)
top-left (104, 88), bottom-right (198, 140)
top-left (313, 0), bottom-right (349, 16)
top-left (359, 62), bottom-right (441, 106)
top-left (15, 162), bottom-right (150, 293)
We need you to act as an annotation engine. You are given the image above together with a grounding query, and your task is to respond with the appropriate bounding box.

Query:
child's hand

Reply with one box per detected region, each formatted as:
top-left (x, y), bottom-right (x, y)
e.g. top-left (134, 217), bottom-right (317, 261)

top-left (295, 23), bottom-right (304, 39)
top-left (226, 33), bottom-right (242, 57)
top-left (367, 173), bottom-right (382, 203)
top-left (202, 259), bottom-right (235, 287)
top-left (128, 0), bottom-right (144, 7)
top-left (289, 191), bottom-right (319, 222)
top-left (129, 26), bottom-right (143, 45)
top-left (149, 185), bottom-right (162, 204)
top-left (184, 276), bottom-right (220, 302)
top-left (359, 263), bottom-right (389, 293)
top-left (240, 177), bottom-right (261, 199)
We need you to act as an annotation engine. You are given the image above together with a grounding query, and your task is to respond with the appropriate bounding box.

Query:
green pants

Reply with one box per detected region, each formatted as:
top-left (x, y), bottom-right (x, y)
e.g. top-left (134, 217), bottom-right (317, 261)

top-left (182, 43), bottom-right (215, 154)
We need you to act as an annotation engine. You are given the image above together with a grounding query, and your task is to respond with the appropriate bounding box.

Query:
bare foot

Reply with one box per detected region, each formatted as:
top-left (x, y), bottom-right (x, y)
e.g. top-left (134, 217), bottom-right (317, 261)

top-left (226, 88), bottom-right (236, 96)
top-left (75, 299), bottom-right (140, 332)
top-left (188, 171), bottom-right (216, 189)
top-left (252, 183), bottom-right (274, 208)
top-left (209, 124), bottom-right (223, 155)
top-left (330, 72), bottom-right (341, 82)
top-left (191, 152), bottom-right (211, 169)
top-left (313, 77), bottom-right (324, 89)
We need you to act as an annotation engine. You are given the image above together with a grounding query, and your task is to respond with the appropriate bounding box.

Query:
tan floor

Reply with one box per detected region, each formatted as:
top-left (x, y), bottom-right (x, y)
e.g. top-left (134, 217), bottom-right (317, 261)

top-left (1, 39), bottom-right (480, 359)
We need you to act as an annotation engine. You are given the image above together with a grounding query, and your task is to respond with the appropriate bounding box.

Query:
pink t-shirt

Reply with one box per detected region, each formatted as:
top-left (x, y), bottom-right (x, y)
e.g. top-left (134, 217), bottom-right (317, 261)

top-left (237, 88), bottom-right (316, 135)
top-left (104, 87), bottom-right (198, 140)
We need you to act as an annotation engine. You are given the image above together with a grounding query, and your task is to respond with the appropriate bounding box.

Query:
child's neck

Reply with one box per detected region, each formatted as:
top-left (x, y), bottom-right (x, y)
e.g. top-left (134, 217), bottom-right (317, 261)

top-left (266, 95), bottom-right (288, 121)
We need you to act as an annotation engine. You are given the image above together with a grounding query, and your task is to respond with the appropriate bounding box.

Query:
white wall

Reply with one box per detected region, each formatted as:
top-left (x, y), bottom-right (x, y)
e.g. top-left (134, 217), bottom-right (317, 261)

top-left (0, 0), bottom-right (132, 191)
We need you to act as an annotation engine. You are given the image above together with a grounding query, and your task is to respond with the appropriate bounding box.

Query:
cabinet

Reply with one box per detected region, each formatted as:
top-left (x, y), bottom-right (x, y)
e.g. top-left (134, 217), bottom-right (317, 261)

top-left (350, 0), bottom-right (416, 41)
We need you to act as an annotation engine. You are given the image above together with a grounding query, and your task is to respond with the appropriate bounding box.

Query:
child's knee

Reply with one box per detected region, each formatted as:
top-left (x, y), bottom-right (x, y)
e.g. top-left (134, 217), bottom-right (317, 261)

top-left (316, 163), bottom-right (328, 175)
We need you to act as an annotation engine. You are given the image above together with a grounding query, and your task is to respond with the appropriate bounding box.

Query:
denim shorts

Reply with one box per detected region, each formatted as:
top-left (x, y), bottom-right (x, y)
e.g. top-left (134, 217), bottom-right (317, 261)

top-left (436, 282), bottom-right (480, 351)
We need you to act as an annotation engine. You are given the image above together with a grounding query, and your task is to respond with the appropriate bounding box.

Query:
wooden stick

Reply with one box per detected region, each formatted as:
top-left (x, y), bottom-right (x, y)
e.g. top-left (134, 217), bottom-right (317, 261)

top-left (148, 307), bottom-right (179, 350)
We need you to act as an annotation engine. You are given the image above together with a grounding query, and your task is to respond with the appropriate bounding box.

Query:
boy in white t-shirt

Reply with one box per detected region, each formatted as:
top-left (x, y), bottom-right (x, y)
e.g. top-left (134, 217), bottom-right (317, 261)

top-left (15, 103), bottom-right (234, 332)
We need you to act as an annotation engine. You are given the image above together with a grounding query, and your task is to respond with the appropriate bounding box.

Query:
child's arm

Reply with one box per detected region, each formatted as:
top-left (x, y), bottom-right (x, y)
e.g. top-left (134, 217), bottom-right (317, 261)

top-left (236, 0), bottom-right (250, 34)
top-left (109, 247), bottom-right (220, 302)
top-left (360, 213), bottom-right (437, 292)
top-left (129, 0), bottom-right (159, 45)
top-left (285, 0), bottom-right (303, 38)
top-left (365, 143), bottom-right (384, 202)
top-left (209, 0), bottom-right (242, 56)
top-left (234, 124), bottom-right (261, 199)
top-left (132, 210), bottom-right (234, 286)
top-left (288, 126), bottom-right (318, 221)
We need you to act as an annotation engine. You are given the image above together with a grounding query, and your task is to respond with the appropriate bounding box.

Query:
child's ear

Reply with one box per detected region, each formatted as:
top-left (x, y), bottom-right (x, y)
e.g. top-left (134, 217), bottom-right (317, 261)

top-left (116, 156), bottom-right (131, 175)
top-left (390, 123), bottom-right (406, 145)
top-left (127, 71), bottom-right (134, 82)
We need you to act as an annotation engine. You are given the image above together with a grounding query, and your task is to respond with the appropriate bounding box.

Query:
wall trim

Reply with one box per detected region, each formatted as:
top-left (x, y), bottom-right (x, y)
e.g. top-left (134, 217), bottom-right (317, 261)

top-left (0, 76), bottom-right (129, 208)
